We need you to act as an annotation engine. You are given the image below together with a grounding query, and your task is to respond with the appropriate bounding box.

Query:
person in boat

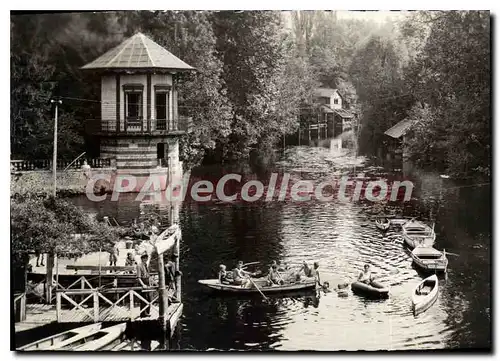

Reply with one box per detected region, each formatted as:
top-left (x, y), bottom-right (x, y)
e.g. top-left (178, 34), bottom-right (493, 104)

top-left (310, 262), bottom-right (322, 287)
top-left (268, 263), bottom-right (284, 286)
top-left (219, 264), bottom-right (231, 284)
top-left (136, 253), bottom-right (151, 317)
top-left (295, 260), bottom-right (313, 281)
top-left (233, 261), bottom-right (252, 288)
top-left (358, 264), bottom-right (374, 285)
top-left (150, 222), bottom-right (160, 235)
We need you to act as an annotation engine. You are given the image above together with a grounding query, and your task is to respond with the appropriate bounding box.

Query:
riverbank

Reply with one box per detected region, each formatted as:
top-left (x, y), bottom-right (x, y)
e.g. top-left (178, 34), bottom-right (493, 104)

top-left (10, 168), bottom-right (115, 198)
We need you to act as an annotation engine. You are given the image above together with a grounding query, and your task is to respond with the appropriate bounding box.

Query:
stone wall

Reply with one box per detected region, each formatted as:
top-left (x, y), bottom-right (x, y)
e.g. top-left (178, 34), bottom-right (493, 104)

top-left (10, 168), bottom-right (116, 197)
top-left (11, 161), bottom-right (184, 197)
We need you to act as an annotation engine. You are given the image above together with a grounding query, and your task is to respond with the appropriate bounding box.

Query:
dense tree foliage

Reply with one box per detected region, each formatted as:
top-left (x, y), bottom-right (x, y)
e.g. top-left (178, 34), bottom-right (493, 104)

top-left (11, 195), bottom-right (119, 266)
top-left (402, 11), bottom-right (490, 177)
top-left (10, 11), bottom-right (490, 176)
top-left (350, 11), bottom-right (490, 177)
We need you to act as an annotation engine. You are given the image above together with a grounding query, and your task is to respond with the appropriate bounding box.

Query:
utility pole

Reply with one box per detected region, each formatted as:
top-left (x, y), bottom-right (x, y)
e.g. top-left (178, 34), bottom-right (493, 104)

top-left (51, 98), bottom-right (62, 198)
top-left (45, 98), bottom-right (61, 304)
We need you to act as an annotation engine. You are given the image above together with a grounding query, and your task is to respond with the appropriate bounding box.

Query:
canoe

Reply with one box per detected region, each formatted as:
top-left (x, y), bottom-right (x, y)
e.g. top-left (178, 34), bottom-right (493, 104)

top-left (412, 274), bottom-right (439, 315)
top-left (351, 280), bottom-right (389, 299)
top-left (401, 219), bottom-right (436, 249)
top-left (198, 278), bottom-right (316, 294)
top-left (47, 323), bottom-right (126, 351)
top-left (375, 219), bottom-right (390, 231)
top-left (17, 323), bottom-right (102, 351)
top-left (73, 323), bottom-right (127, 351)
top-left (411, 246), bottom-right (448, 272)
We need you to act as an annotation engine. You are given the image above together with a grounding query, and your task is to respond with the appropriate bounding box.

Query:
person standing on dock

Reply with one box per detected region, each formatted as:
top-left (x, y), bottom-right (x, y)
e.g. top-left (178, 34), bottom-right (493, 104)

top-left (164, 254), bottom-right (180, 303)
top-left (109, 241), bottom-right (119, 267)
top-left (125, 252), bottom-right (135, 273)
top-left (35, 249), bottom-right (44, 267)
top-left (136, 253), bottom-right (151, 317)
top-left (81, 159), bottom-right (91, 179)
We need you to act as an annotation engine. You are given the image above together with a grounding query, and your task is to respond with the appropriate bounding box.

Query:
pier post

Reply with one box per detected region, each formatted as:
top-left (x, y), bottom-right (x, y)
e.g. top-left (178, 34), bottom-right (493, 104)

top-left (174, 236), bottom-right (181, 302)
top-left (45, 254), bottom-right (54, 304)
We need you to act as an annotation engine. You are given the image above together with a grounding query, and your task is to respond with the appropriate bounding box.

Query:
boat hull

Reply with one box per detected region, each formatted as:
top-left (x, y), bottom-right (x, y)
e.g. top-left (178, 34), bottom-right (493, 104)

top-left (351, 281), bottom-right (389, 299)
top-left (401, 220), bottom-right (436, 249)
top-left (74, 323), bottom-right (127, 351)
top-left (403, 234), bottom-right (436, 249)
top-left (17, 323), bottom-right (102, 351)
top-left (198, 279), bottom-right (316, 294)
top-left (412, 275), bottom-right (439, 315)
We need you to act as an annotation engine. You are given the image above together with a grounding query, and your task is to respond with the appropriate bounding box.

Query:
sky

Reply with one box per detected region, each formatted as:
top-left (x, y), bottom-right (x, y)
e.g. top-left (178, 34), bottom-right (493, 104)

top-left (335, 10), bottom-right (409, 23)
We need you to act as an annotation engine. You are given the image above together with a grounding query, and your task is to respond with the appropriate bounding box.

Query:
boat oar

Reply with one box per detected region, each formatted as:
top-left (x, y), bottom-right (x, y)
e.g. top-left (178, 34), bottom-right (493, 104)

top-left (242, 261), bottom-right (260, 269)
top-left (248, 277), bottom-right (268, 300)
top-left (443, 249), bottom-right (459, 257)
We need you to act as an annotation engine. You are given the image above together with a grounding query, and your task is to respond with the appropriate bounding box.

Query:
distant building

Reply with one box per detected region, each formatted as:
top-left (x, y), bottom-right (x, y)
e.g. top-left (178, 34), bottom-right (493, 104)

top-left (82, 32), bottom-right (195, 192)
top-left (383, 118), bottom-right (415, 160)
top-left (306, 88), bottom-right (356, 141)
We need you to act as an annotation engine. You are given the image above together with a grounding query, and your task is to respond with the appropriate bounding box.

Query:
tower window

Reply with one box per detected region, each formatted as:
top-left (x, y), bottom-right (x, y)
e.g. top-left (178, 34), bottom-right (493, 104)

top-left (126, 92), bottom-right (142, 120)
top-left (123, 84), bottom-right (144, 122)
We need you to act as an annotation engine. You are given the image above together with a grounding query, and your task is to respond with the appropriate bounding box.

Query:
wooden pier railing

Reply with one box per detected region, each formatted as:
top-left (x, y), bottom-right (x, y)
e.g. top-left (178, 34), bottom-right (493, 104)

top-left (56, 287), bottom-right (161, 323)
top-left (11, 158), bottom-right (111, 172)
top-left (13, 292), bottom-right (27, 322)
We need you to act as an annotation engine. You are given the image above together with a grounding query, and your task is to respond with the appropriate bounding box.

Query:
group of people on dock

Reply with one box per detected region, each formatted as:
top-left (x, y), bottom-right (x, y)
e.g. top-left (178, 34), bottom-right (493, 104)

top-left (218, 260), bottom-right (322, 288)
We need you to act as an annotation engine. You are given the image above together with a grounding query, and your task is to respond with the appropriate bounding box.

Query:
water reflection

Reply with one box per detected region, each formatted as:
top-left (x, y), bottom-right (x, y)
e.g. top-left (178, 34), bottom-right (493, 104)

top-left (71, 146), bottom-right (490, 350)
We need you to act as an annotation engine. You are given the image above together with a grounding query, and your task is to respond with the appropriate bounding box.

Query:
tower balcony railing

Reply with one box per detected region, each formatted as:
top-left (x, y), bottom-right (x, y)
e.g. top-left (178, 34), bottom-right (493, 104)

top-left (86, 116), bottom-right (193, 136)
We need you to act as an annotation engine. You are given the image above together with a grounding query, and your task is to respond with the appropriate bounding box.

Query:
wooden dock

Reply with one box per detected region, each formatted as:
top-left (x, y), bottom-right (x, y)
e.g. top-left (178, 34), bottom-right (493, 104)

top-left (15, 302), bottom-right (183, 337)
top-left (15, 304), bottom-right (57, 333)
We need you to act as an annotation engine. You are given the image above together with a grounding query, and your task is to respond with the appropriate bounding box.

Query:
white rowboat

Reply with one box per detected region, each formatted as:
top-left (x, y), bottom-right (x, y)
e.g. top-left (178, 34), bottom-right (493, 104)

top-left (17, 323), bottom-right (102, 351)
top-left (401, 219), bottom-right (436, 248)
top-left (411, 246), bottom-right (448, 272)
top-left (412, 275), bottom-right (439, 315)
top-left (198, 278), bottom-right (316, 294)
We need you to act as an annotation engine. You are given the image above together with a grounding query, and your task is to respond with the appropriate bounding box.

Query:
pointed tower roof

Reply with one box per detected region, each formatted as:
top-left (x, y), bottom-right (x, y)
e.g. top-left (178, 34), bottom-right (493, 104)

top-left (82, 32), bottom-right (195, 72)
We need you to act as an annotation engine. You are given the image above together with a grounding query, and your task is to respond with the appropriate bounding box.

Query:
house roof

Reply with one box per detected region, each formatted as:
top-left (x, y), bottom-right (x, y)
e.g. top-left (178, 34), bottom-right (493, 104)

top-left (384, 119), bottom-right (415, 139)
top-left (314, 88), bottom-right (340, 98)
top-left (320, 104), bottom-right (335, 113)
top-left (321, 104), bottom-right (355, 118)
top-left (333, 108), bottom-right (354, 119)
top-left (81, 32), bottom-right (195, 72)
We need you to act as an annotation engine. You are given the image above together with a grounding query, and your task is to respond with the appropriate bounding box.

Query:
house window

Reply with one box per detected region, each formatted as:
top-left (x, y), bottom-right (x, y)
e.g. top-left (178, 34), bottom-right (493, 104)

top-left (334, 98), bottom-right (339, 105)
top-left (123, 84), bottom-right (144, 122)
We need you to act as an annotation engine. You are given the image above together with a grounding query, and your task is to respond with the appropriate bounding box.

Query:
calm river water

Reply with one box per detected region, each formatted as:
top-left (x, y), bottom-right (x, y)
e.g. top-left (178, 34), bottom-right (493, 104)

top-left (73, 146), bottom-right (491, 351)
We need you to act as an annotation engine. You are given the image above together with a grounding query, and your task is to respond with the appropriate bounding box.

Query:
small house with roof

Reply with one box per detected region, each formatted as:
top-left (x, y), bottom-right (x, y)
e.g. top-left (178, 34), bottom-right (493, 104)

top-left (308, 88), bottom-right (355, 141)
top-left (383, 118), bottom-right (416, 160)
top-left (82, 32), bottom-right (195, 192)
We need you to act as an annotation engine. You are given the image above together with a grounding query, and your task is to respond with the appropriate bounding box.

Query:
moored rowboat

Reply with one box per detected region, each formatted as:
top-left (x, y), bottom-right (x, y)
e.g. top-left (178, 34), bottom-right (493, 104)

top-left (412, 275), bottom-right (439, 315)
top-left (74, 323), bottom-right (127, 351)
top-left (198, 278), bottom-right (316, 294)
top-left (411, 246), bottom-right (448, 272)
top-left (47, 323), bottom-right (126, 351)
top-left (401, 219), bottom-right (436, 249)
top-left (351, 280), bottom-right (389, 299)
top-left (17, 323), bottom-right (102, 351)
